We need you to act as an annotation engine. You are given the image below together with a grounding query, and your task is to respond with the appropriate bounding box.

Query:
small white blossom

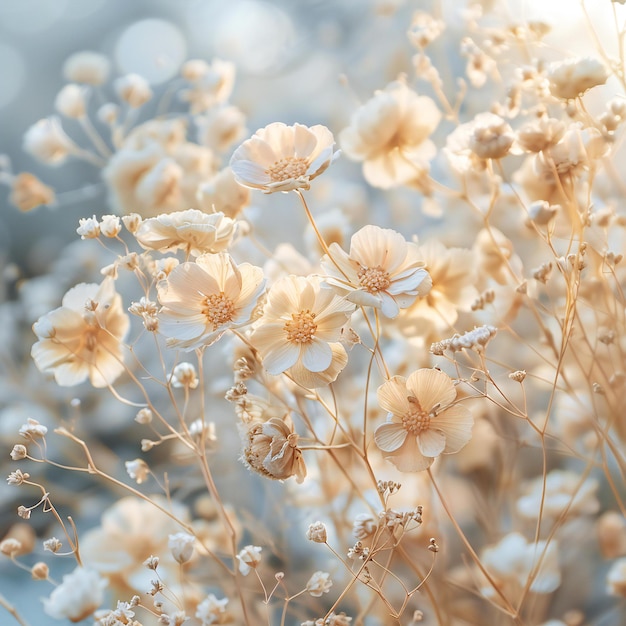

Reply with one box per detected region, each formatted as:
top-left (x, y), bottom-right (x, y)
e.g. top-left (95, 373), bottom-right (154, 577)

top-left (77, 215), bottom-right (100, 239)
top-left (237, 545), bottom-right (262, 575)
top-left (168, 532), bottom-right (196, 564)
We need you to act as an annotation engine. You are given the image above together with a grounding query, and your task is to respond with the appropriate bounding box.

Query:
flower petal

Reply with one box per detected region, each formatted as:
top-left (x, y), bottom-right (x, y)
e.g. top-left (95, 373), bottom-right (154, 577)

top-left (417, 428), bottom-right (446, 457)
top-left (374, 422), bottom-right (408, 452)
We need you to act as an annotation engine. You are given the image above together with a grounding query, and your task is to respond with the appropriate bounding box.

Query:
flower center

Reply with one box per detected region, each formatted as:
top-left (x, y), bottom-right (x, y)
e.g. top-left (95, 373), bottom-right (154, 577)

top-left (202, 292), bottom-right (235, 329)
top-left (357, 265), bottom-right (391, 293)
top-left (284, 309), bottom-right (317, 344)
top-left (402, 396), bottom-right (430, 434)
top-left (266, 157), bottom-right (308, 182)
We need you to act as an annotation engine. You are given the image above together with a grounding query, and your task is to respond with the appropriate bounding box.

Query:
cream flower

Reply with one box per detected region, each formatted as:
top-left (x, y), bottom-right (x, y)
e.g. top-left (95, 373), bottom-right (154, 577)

top-left (251, 275), bottom-right (354, 375)
top-left (157, 253), bottom-right (265, 350)
top-left (134, 209), bottom-right (236, 256)
top-left (375, 369), bottom-right (473, 472)
top-left (237, 545), bottom-right (262, 576)
top-left (229, 122), bottom-right (337, 193)
top-left (242, 417), bottom-right (307, 483)
top-left (42, 566), bottom-right (107, 622)
top-left (396, 240), bottom-right (477, 337)
top-left (322, 225), bottom-right (431, 318)
top-left (197, 166), bottom-right (251, 219)
top-left (23, 117), bottom-right (77, 166)
top-left (480, 533), bottom-right (561, 596)
top-left (31, 278), bottom-right (129, 388)
top-left (9, 172), bottom-right (55, 212)
top-left (80, 496), bottom-right (190, 594)
top-left (63, 51), bottom-right (110, 85)
top-left (103, 119), bottom-right (218, 216)
top-left (548, 57), bottom-right (609, 100)
top-left (340, 80), bottom-right (441, 189)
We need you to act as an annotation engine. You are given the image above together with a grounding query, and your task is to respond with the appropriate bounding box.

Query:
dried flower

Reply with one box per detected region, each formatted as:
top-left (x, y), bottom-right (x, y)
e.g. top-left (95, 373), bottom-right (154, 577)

top-left (99, 215), bottom-right (122, 238)
top-left (31, 561), bottom-right (49, 580)
top-left (242, 417), bottom-right (307, 483)
top-left (157, 252), bottom-right (265, 350)
top-left (76, 215), bottom-right (100, 239)
top-left (306, 522), bottom-right (328, 543)
top-left (134, 209), bottom-right (236, 256)
top-left (18, 418), bottom-right (48, 440)
top-left (10, 444), bottom-right (27, 460)
top-left (340, 79), bottom-right (440, 189)
top-left (135, 407), bottom-right (153, 424)
top-left (195, 594), bottom-right (230, 625)
top-left (306, 571), bottom-right (333, 597)
top-left (322, 225), bottom-right (431, 318)
top-left (170, 362), bottom-right (199, 389)
top-left (42, 566), bottom-right (107, 622)
top-left (63, 51), bottom-right (110, 85)
top-left (9, 172), bottom-right (55, 212)
top-left (23, 117), bottom-right (76, 165)
top-left (7, 470), bottom-right (30, 486)
top-left (230, 122), bottom-right (337, 193)
top-left (548, 57), bottom-right (608, 100)
top-left (125, 459), bottom-right (150, 484)
top-left (31, 278), bottom-right (130, 388)
top-left (251, 275), bottom-right (353, 376)
top-left (55, 84), bottom-right (87, 118)
top-left (0, 538), bottom-right (22, 556)
top-left (115, 73), bottom-right (153, 108)
top-left (168, 532), bottom-right (195, 564)
top-left (236, 545), bottom-right (262, 575)
top-left (375, 368), bottom-right (473, 472)
top-left (43, 537), bottom-right (62, 553)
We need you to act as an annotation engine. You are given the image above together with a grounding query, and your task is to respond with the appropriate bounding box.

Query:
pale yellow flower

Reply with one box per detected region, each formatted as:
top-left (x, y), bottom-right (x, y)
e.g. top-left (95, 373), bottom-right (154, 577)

top-left (375, 369), bottom-right (473, 472)
top-left (322, 225), bottom-right (431, 318)
top-left (230, 122), bottom-right (337, 193)
top-left (157, 252), bottom-right (265, 350)
top-left (340, 80), bottom-right (441, 189)
top-left (31, 278), bottom-right (129, 388)
top-left (241, 417), bottom-right (306, 483)
top-left (134, 209), bottom-right (236, 256)
top-left (251, 275), bottom-right (354, 375)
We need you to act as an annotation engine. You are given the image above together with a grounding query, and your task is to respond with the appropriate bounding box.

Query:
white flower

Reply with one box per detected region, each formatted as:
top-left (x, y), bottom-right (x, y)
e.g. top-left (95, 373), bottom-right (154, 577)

top-left (480, 533), bottom-right (561, 596)
top-left (170, 362), bottom-right (199, 389)
top-left (168, 532), bottom-right (196, 564)
top-left (23, 117), bottom-right (76, 166)
top-left (125, 459), bottom-right (149, 484)
top-left (548, 57), bottom-right (609, 100)
top-left (115, 73), bottom-right (153, 108)
top-left (230, 122), bottom-right (338, 193)
top-left (196, 594), bottom-right (230, 625)
top-left (306, 571), bottom-right (333, 597)
top-left (55, 84), bottom-right (87, 118)
top-left (516, 470), bottom-right (599, 520)
top-left (63, 51), bottom-right (110, 85)
top-left (76, 215), bottom-right (100, 239)
top-left (237, 545), bottom-right (262, 575)
top-left (42, 566), bottom-right (107, 622)
top-left (99, 215), bottom-right (122, 238)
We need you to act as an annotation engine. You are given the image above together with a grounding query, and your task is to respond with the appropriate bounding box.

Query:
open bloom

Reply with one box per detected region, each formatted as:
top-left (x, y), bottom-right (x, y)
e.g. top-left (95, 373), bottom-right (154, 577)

top-left (23, 117), bottom-right (77, 166)
top-left (340, 80), bottom-right (441, 189)
top-left (322, 225), bottom-right (431, 318)
top-left (42, 566), bottom-right (107, 622)
top-left (157, 252), bottom-right (265, 350)
top-left (31, 278), bottom-right (129, 388)
top-left (230, 122), bottom-right (337, 193)
top-left (251, 275), bottom-right (354, 376)
top-left (134, 209), bottom-right (236, 256)
top-left (375, 368), bottom-right (473, 472)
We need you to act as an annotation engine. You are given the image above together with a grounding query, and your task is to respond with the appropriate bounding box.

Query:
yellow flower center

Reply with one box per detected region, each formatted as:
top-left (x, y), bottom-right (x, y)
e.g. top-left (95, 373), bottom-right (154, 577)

top-left (402, 396), bottom-right (430, 434)
top-left (284, 309), bottom-right (317, 344)
top-left (357, 265), bottom-right (391, 293)
top-left (202, 292), bottom-right (235, 329)
top-left (266, 157), bottom-right (308, 182)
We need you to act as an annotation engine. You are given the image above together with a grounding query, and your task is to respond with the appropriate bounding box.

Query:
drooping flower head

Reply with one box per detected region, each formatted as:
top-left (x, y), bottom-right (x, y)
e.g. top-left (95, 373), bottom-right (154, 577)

top-left (230, 122), bottom-right (338, 193)
top-left (375, 368), bottom-right (473, 471)
top-left (31, 278), bottom-right (129, 388)
top-left (251, 275), bottom-right (354, 377)
top-left (322, 225), bottom-right (432, 318)
top-left (157, 252), bottom-right (265, 350)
